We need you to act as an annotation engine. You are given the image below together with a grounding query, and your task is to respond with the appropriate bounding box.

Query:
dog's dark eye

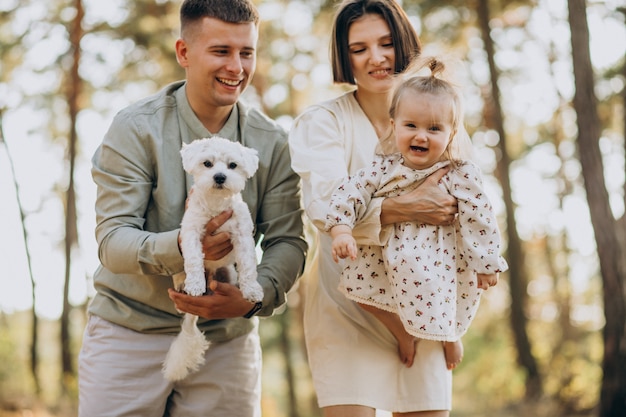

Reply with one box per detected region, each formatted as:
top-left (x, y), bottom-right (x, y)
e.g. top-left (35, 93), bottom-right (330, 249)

top-left (203, 161), bottom-right (213, 168)
top-left (228, 162), bottom-right (237, 169)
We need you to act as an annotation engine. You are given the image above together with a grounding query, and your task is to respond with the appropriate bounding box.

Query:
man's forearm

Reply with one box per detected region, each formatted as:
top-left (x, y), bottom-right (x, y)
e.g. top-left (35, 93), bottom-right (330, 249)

top-left (255, 239), bottom-right (307, 316)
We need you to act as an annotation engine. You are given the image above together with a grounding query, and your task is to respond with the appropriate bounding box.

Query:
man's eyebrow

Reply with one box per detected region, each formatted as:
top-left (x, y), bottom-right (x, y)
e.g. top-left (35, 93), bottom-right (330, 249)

top-left (207, 45), bottom-right (256, 51)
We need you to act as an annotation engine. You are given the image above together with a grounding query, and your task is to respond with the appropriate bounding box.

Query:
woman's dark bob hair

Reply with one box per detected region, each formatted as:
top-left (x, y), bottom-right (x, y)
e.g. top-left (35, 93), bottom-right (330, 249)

top-left (331, 0), bottom-right (421, 85)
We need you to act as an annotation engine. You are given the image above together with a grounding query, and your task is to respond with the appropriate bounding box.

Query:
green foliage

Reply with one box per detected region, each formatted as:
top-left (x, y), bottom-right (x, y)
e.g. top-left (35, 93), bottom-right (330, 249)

top-left (449, 275), bottom-right (603, 416)
top-left (452, 302), bottom-right (527, 413)
top-left (0, 313), bottom-right (34, 406)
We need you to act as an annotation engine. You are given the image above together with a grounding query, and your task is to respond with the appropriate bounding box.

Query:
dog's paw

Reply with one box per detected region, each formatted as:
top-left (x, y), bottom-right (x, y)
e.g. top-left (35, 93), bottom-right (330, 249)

top-left (172, 272), bottom-right (186, 292)
top-left (240, 280), bottom-right (263, 303)
top-left (184, 274), bottom-right (206, 297)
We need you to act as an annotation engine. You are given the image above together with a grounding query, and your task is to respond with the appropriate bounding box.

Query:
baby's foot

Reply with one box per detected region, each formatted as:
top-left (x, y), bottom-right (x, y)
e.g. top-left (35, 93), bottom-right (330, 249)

top-left (443, 340), bottom-right (464, 370)
top-left (397, 335), bottom-right (419, 368)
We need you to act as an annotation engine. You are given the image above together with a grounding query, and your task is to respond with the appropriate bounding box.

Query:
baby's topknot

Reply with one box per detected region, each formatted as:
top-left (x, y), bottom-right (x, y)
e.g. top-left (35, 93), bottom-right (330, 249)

top-left (427, 57), bottom-right (444, 77)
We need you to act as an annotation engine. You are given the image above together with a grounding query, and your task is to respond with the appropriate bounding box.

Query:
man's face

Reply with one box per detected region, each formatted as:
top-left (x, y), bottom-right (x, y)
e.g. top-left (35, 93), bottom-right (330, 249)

top-left (177, 17), bottom-right (258, 111)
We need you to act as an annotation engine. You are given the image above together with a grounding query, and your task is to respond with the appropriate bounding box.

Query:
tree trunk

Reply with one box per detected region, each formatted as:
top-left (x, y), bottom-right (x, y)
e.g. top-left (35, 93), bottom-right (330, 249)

top-left (620, 7), bottom-right (626, 251)
top-left (0, 110), bottom-right (41, 394)
top-left (278, 310), bottom-right (300, 417)
top-left (567, 1), bottom-right (626, 416)
top-left (476, 0), bottom-right (543, 399)
top-left (60, 0), bottom-right (84, 390)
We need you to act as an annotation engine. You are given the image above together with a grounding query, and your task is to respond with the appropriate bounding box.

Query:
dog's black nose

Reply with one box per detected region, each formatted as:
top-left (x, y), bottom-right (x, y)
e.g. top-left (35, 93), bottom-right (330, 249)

top-left (214, 173), bottom-right (226, 185)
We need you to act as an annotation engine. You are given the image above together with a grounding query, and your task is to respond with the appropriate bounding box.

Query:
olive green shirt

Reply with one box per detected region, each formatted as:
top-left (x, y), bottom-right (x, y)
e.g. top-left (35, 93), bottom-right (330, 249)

top-left (89, 81), bottom-right (307, 341)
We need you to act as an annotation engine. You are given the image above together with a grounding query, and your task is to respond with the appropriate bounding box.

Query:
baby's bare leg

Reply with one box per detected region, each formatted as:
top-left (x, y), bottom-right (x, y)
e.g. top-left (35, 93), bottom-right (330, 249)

top-left (443, 340), bottom-right (464, 370)
top-left (357, 303), bottom-right (418, 367)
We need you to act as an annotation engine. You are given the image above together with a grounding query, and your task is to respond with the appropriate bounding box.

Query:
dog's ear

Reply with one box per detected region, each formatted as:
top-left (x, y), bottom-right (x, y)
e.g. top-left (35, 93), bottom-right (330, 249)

top-left (180, 142), bottom-right (194, 173)
top-left (180, 139), bottom-right (205, 173)
top-left (241, 146), bottom-right (259, 178)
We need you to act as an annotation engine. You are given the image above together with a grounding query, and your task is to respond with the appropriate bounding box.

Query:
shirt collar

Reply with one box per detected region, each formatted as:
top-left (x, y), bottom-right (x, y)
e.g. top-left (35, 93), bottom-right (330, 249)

top-left (175, 83), bottom-right (240, 142)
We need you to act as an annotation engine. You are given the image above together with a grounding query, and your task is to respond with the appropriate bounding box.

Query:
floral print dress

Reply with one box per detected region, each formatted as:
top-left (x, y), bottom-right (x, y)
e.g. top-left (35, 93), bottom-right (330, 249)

top-left (326, 153), bottom-right (508, 342)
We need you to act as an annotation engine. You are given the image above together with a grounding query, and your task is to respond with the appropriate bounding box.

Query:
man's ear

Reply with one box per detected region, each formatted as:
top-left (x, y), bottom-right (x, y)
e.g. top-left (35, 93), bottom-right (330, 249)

top-left (175, 38), bottom-right (189, 68)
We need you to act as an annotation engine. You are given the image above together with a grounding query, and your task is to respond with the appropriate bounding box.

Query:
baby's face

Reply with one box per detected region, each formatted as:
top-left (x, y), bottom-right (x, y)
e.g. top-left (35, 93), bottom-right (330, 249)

top-left (391, 91), bottom-right (455, 170)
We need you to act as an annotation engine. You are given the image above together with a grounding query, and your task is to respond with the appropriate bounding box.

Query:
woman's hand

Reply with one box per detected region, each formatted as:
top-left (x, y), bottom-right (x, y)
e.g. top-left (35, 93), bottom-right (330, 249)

top-left (380, 167), bottom-right (457, 226)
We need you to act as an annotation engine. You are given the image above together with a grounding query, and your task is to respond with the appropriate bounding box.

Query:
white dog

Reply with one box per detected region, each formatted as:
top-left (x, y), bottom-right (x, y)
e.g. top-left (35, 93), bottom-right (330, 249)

top-left (162, 136), bottom-right (264, 381)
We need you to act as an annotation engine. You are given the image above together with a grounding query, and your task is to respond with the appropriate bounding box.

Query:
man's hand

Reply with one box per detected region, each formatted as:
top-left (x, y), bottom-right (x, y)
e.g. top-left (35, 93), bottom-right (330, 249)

top-left (201, 210), bottom-right (234, 260)
top-left (177, 209), bottom-right (234, 260)
top-left (168, 280), bottom-right (257, 320)
top-left (381, 167), bottom-right (457, 226)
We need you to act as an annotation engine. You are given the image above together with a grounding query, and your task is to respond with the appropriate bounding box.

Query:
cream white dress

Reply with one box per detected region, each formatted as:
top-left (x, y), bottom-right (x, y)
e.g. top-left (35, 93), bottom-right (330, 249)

top-left (289, 92), bottom-right (452, 412)
top-left (325, 154), bottom-right (508, 342)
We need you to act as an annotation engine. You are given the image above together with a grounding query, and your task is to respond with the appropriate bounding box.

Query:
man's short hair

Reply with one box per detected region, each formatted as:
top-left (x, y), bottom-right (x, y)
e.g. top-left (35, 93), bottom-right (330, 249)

top-left (180, 0), bottom-right (260, 37)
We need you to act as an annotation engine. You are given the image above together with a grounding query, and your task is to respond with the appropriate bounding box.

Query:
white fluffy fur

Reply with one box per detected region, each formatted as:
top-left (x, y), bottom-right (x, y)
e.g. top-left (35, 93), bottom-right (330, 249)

top-left (162, 137), bottom-right (263, 382)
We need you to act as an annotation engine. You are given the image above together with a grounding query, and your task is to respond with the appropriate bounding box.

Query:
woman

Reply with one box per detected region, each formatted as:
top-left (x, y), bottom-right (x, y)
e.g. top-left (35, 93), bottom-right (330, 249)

top-left (288, 1), bottom-right (457, 416)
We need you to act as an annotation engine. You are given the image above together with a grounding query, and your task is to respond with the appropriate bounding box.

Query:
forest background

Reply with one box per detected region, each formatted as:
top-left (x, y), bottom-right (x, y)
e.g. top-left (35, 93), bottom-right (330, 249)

top-left (0, 0), bottom-right (624, 416)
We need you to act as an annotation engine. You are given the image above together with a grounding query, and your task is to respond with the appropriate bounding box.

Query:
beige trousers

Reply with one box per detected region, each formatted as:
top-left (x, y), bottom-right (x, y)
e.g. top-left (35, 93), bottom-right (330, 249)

top-left (78, 315), bottom-right (261, 417)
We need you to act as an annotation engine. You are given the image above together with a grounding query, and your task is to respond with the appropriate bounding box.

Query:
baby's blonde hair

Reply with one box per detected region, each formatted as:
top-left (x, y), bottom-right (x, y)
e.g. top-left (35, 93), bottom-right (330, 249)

top-left (389, 56), bottom-right (472, 165)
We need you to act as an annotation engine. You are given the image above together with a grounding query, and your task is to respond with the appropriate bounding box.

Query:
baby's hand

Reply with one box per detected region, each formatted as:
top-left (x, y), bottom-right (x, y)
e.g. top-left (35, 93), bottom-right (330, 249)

top-left (331, 235), bottom-right (358, 263)
top-left (477, 273), bottom-right (498, 290)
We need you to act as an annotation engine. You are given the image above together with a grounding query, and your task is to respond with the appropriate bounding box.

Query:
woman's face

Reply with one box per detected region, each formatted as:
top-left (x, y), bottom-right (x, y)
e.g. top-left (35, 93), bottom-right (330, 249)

top-left (347, 13), bottom-right (396, 94)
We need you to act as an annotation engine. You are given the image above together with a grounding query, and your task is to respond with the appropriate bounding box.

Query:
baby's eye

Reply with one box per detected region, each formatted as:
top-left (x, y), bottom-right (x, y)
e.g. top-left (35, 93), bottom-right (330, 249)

top-left (203, 161), bottom-right (213, 168)
top-left (429, 126), bottom-right (442, 132)
top-left (228, 162), bottom-right (238, 169)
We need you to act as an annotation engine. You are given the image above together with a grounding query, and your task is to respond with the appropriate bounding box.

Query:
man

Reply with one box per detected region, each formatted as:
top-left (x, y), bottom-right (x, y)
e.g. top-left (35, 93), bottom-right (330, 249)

top-left (78, 1), bottom-right (307, 416)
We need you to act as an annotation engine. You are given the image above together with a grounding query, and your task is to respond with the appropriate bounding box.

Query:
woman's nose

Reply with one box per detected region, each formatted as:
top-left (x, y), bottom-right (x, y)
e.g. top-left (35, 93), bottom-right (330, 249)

top-left (369, 46), bottom-right (386, 65)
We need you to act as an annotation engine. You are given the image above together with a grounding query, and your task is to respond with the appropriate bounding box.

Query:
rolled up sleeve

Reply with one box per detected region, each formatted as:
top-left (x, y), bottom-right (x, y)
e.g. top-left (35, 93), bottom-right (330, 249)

top-left (289, 107), bottom-right (389, 246)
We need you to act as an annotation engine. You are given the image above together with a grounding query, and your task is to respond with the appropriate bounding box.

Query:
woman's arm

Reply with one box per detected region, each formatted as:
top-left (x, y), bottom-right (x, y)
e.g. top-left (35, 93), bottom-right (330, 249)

top-left (380, 167), bottom-right (458, 226)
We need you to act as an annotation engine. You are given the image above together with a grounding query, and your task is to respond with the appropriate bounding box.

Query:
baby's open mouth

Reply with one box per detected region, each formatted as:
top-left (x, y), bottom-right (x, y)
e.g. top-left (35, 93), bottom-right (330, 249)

top-left (410, 145), bottom-right (428, 152)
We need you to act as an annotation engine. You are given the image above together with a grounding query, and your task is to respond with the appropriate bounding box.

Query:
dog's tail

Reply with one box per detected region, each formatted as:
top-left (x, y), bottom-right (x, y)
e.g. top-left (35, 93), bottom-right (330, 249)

top-left (162, 313), bottom-right (211, 381)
